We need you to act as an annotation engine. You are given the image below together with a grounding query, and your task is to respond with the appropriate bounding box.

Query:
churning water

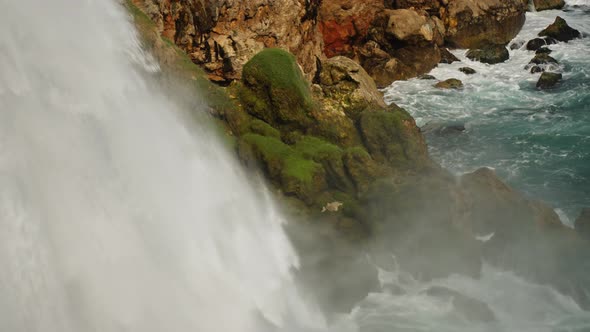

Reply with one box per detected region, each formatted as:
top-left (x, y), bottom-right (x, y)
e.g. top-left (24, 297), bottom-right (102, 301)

top-left (384, 0), bottom-right (590, 221)
top-left (2, 0), bottom-right (590, 331)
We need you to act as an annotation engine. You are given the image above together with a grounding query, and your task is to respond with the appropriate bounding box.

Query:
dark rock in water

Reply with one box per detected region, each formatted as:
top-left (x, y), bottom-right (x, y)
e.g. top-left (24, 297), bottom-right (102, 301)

top-left (426, 286), bottom-right (496, 322)
top-left (535, 47), bottom-right (553, 55)
top-left (575, 208), bottom-right (590, 239)
top-left (459, 67), bottom-right (476, 75)
top-left (529, 53), bottom-right (559, 65)
top-left (421, 122), bottom-right (466, 136)
top-left (419, 74), bottom-right (436, 80)
top-left (466, 45), bottom-right (509, 64)
top-left (526, 38), bottom-right (547, 51)
top-left (434, 78), bottom-right (463, 89)
top-left (544, 36), bottom-right (558, 45)
top-left (539, 16), bottom-right (581, 42)
top-left (530, 65), bottom-right (545, 73)
top-left (533, 0), bottom-right (565, 11)
top-left (510, 40), bottom-right (525, 50)
top-left (440, 48), bottom-right (460, 64)
top-left (536, 72), bottom-right (562, 89)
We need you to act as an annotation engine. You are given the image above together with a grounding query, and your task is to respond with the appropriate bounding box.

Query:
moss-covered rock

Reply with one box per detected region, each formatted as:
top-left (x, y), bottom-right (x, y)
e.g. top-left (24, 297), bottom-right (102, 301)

top-left (466, 45), bottom-right (509, 64)
top-left (434, 78), bottom-right (464, 89)
top-left (359, 105), bottom-right (428, 168)
top-left (240, 48), bottom-right (314, 130)
top-left (536, 72), bottom-right (562, 89)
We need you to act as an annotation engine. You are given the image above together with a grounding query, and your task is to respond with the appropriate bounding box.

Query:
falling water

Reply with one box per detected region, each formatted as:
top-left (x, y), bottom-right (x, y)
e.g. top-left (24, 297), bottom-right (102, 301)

top-left (0, 1), bottom-right (324, 331)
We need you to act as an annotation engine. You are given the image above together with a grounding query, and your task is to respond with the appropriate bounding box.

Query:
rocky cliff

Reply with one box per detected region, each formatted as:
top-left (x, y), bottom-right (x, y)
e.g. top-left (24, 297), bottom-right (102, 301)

top-left (132, 0), bottom-right (528, 86)
top-left (126, 0), bottom-right (590, 316)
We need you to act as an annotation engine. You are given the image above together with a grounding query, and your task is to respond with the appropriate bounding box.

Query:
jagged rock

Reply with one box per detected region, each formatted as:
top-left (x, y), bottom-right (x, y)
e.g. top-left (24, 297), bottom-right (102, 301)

top-left (422, 122), bottom-right (466, 136)
top-left (435, 78), bottom-right (463, 89)
top-left (536, 72), bottom-right (562, 89)
top-left (136, 0), bottom-right (324, 82)
top-left (539, 16), bottom-right (581, 42)
top-left (384, 9), bottom-right (444, 45)
top-left (529, 53), bottom-right (559, 66)
top-left (526, 38), bottom-right (548, 51)
top-left (319, 0), bottom-right (383, 57)
top-left (466, 45), bottom-right (509, 64)
top-left (533, 0), bottom-right (566, 11)
top-left (575, 208), bottom-right (590, 239)
top-left (419, 74), bottom-right (436, 80)
top-left (426, 286), bottom-right (496, 322)
top-left (536, 47), bottom-right (553, 54)
top-left (459, 67), bottom-right (476, 75)
top-left (440, 48), bottom-right (460, 64)
top-left (444, 0), bottom-right (527, 48)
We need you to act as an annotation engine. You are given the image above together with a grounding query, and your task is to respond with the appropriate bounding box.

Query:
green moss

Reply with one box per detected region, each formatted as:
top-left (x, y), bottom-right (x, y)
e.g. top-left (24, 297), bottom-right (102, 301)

top-left (247, 119), bottom-right (281, 139)
top-left (294, 136), bottom-right (342, 161)
top-left (240, 48), bottom-right (314, 128)
top-left (283, 155), bottom-right (321, 184)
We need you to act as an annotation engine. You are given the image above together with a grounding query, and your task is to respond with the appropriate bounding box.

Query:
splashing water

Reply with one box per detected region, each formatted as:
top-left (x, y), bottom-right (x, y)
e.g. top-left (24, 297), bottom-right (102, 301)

top-left (384, 1), bottom-right (590, 219)
top-left (0, 1), bottom-right (326, 331)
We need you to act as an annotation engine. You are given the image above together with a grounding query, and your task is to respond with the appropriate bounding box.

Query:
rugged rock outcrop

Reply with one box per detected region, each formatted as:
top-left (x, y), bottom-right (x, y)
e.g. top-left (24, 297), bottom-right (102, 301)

top-left (539, 16), bottom-right (581, 42)
top-left (444, 0), bottom-right (528, 48)
top-left (435, 78), bottom-right (464, 89)
top-left (533, 0), bottom-right (566, 11)
top-left (133, 0), bottom-right (324, 83)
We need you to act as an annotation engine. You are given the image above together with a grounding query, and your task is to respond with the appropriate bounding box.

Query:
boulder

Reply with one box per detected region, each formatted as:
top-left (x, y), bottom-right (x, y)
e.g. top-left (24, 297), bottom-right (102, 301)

top-left (526, 38), bottom-right (548, 51)
top-left (459, 67), bottom-right (476, 75)
top-left (419, 74), bottom-right (437, 80)
top-left (510, 40), bottom-right (525, 50)
top-left (422, 122), bottom-right (466, 136)
top-left (384, 9), bottom-right (443, 45)
top-left (536, 72), bottom-right (562, 89)
top-left (530, 65), bottom-right (545, 73)
top-left (533, 0), bottom-right (566, 11)
top-left (426, 286), bottom-right (496, 322)
top-left (528, 53), bottom-right (559, 66)
top-left (435, 78), bottom-right (464, 89)
top-left (539, 16), bottom-right (581, 42)
top-left (466, 45), bottom-right (509, 64)
top-left (444, 0), bottom-right (527, 48)
top-left (536, 47), bottom-right (553, 54)
top-left (440, 48), bottom-right (460, 64)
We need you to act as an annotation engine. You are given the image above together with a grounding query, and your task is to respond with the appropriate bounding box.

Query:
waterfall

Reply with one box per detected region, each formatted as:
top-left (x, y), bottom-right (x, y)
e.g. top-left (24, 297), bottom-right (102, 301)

top-left (0, 1), bottom-right (323, 331)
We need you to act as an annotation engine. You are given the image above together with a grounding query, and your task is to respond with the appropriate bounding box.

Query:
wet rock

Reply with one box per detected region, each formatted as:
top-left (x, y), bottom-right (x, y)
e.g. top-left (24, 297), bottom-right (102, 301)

top-left (526, 38), bottom-right (548, 51)
top-left (536, 72), bottom-right (562, 89)
top-left (466, 45), bottom-right (509, 64)
top-left (530, 65), bottom-right (545, 73)
top-left (421, 122), bottom-right (466, 136)
top-left (533, 0), bottom-right (566, 11)
top-left (445, 0), bottom-right (527, 48)
top-left (510, 40), bottom-right (525, 50)
top-left (539, 16), bottom-right (581, 42)
top-left (419, 74), bottom-right (436, 80)
top-left (434, 78), bottom-right (463, 89)
top-left (459, 67), bottom-right (476, 75)
top-left (536, 47), bottom-right (553, 54)
top-left (440, 48), bottom-right (460, 64)
top-left (426, 286), bottom-right (496, 322)
top-left (529, 53), bottom-right (559, 65)
top-left (575, 208), bottom-right (590, 239)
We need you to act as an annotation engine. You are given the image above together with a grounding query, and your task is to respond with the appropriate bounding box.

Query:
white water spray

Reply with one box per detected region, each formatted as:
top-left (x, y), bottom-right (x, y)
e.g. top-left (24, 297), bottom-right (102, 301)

top-left (0, 1), bottom-right (323, 331)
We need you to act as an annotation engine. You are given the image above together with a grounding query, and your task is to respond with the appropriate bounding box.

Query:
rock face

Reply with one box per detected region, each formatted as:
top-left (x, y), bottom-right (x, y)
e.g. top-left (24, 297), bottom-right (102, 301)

top-left (444, 0), bottom-right (528, 48)
top-left (466, 45), bottom-right (509, 64)
top-left (539, 16), bottom-right (581, 42)
top-left (134, 0), bottom-right (324, 83)
top-left (534, 0), bottom-right (566, 11)
top-left (537, 72), bottom-right (562, 89)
